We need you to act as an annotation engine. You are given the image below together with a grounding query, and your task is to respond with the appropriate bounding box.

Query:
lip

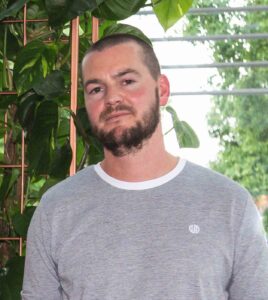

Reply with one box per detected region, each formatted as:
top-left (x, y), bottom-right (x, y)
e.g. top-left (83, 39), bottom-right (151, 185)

top-left (105, 111), bottom-right (132, 122)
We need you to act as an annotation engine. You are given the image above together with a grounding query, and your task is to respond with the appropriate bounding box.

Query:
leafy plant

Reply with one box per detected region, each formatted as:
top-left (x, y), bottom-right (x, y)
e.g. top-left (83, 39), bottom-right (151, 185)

top-left (166, 106), bottom-right (199, 148)
top-left (0, 0), bottom-right (195, 297)
top-left (183, 0), bottom-right (268, 197)
top-left (263, 209), bottom-right (268, 234)
top-left (153, 0), bottom-right (193, 31)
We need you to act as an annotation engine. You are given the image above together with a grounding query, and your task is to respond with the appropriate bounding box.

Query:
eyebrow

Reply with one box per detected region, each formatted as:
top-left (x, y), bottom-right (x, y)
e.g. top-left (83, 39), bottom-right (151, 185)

top-left (83, 68), bottom-right (141, 89)
top-left (83, 79), bottom-right (102, 89)
top-left (113, 68), bottom-right (141, 78)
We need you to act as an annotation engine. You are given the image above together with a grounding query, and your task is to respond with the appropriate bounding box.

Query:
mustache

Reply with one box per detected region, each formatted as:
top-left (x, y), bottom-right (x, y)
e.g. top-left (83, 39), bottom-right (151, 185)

top-left (99, 104), bottom-right (136, 121)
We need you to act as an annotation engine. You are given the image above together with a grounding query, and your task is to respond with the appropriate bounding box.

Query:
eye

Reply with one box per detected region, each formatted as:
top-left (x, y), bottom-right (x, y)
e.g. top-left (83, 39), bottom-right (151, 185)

top-left (88, 86), bottom-right (103, 95)
top-left (123, 79), bottom-right (135, 85)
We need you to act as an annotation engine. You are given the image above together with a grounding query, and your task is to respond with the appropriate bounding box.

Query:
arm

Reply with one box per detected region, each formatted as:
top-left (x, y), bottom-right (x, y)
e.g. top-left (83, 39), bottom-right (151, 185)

top-left (21, 203), bottom-right (62, 300)
top-left (229, 196), bottom-right (268, 300)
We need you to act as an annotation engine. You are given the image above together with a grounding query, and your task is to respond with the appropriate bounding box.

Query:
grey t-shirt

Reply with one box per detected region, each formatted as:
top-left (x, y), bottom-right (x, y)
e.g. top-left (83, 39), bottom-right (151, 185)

top-left (21, 159), bottom-right (268, 299)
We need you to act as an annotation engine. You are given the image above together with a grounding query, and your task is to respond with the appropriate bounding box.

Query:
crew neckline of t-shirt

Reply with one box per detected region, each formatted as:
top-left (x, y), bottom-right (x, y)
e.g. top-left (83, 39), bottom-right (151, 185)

top-left (94, 158), bottom-right (187, 190)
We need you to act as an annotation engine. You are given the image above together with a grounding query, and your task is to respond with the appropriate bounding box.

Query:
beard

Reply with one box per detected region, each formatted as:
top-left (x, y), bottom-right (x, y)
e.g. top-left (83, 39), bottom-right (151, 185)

top-left (91, 89), bottom-right (160, 157)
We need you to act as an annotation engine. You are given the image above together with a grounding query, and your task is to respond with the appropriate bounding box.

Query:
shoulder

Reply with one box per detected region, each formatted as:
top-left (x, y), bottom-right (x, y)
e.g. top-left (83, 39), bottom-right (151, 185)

top-left (181, 160), bottom-right (252, 210)
top-left (183, 160), bottom-right (250, 196)
top-left (39, 164), bottom-right (100, 211)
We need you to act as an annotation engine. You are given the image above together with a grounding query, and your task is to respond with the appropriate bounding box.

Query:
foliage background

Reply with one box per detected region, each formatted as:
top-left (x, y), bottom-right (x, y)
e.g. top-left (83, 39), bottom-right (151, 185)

top-left (0, 0), bottom-right (194, 298)
top-left (1, 0), bottom-right (268, 298)
top-left (184, 0), bottom-right (268, 198)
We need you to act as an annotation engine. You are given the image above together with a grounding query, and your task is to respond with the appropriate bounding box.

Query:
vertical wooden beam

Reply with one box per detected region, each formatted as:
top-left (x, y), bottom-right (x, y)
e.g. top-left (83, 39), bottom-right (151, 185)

top-left (92, 17), bottom-right (99, 42)
top-left (19, 4), bottom-right (28, 256)
top-left (69, 17), bottom-right (79, 176)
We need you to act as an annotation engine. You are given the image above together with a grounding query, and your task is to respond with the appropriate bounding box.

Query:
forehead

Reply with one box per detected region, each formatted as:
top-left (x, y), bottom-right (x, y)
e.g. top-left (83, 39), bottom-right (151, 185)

top-left (82, 42), bottom-right (145, 74)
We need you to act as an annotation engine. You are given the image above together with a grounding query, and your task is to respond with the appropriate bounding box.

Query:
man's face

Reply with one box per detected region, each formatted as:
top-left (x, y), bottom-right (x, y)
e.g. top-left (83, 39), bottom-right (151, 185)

top-left (82, 42), bottom-right (161, 156)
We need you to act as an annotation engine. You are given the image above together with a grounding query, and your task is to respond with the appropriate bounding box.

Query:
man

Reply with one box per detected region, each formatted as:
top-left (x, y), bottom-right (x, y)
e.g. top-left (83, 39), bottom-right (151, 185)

top-left (22, 33), bottom-right (268, 299)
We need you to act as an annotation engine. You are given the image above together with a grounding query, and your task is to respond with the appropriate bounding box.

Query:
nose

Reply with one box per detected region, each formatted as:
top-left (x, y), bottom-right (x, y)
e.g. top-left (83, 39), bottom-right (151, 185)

top-left (104, 86), bottom-right (123, 106)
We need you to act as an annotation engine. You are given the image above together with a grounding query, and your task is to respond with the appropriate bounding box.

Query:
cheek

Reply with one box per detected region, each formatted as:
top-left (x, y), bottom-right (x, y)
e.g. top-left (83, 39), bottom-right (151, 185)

top-left (128, 86), bottom-right (149, 103)
top-left (128, 86), bottom-right (157, 114)
top-left (85, 101), bottom-right (101, 124)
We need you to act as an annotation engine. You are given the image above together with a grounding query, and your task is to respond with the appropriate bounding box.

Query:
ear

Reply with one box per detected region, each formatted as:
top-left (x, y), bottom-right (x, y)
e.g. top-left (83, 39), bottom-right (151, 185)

top-left (158, 74), bottom-right (170, 106)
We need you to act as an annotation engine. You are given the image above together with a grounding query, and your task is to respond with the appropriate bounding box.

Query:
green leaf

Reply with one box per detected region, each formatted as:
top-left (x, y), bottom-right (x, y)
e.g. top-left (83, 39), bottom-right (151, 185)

top-left (13, 40), bottom-right (57, 95)
top-left (12, 206), bottom-right (36, 237)
top-left (27, 101), bottom-right (58, 175)
top-left (178, 121), bottom-right (200, 148)
top-left (98, 19), bottom-right (117, 39)
top-left (87, 136), bottom-right (104, 165)
top-left (0, 95), bottom-right (17, 110)
top-left (16, 92), bottom-right (42, 129)
top-left (74, 108), bottom-right (103, 167)
top-left (153, 0), bottom-right (193, 31)
top-left (45, 0), bottom-right (105, 27)
top-left (39, 177), bottom-right (62, 197)
top-left (93, 0), bottom-right (146, 21)
top-left (49, 141), bottom-right (72, 179)
top-left (0, 26), bottom-right (20, 62)
top-left (1, 256), bottom-right (25, 300)
top-left (103, 23), bottom-right (152, 46)
top-left (0, 276), bottom-right (12, 300)
top-left (77, 108), bottom-right (104, 164)
top-left (33, 70), bottom-right (66, 99)
top-left (166, 106), bottom-right (199, 148)
top-left (30, 100), bottom-right (58, 138)
top-left (263, 209), bottom-right (268, 234)
top-left (0, 0), bottom-right (29, 21)
top-left (0, 60), bottom-right (3, 91)
top-left (56, 115), bottom-right (70, 145)
top-left (76, 107), bottom-right (91, 131)
top-left (0, 169), bottom-right (20, 207)
top-left (28, 138), bottom-right (51, 176)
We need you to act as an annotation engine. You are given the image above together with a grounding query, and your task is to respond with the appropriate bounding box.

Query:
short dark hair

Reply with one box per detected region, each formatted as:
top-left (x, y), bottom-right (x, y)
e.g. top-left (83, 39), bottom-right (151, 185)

top-left (83, 34), bottom-right (161, 80)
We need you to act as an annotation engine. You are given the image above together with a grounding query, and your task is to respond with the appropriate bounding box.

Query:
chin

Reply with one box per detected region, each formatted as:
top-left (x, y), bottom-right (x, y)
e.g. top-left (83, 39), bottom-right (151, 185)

top-left (111, 127), bottom-right (128, 140)
top-left (106, 122), bottom-right (131, 133)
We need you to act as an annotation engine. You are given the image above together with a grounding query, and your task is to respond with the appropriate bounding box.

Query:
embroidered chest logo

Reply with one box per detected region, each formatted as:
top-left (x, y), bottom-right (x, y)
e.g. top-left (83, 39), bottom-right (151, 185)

top-left (189, 224), bottom-right (200, 234)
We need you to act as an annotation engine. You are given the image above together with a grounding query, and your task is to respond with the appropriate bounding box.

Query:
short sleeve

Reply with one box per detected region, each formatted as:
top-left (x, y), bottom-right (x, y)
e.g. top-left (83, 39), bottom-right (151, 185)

top-left (21, 203), bottom-right (62, 300)
top-left (229, 196), bottom-right (268, 300)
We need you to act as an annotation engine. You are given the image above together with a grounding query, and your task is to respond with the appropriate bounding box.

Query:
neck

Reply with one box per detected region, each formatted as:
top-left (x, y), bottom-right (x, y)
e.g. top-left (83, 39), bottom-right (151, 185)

top-left (100, 124), bottom-right (179, 182)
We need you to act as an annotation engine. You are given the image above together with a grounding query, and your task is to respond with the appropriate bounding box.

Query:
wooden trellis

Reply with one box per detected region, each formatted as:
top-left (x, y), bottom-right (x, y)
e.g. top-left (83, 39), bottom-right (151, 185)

top-left (0, 4), bottom-right (99, 256)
